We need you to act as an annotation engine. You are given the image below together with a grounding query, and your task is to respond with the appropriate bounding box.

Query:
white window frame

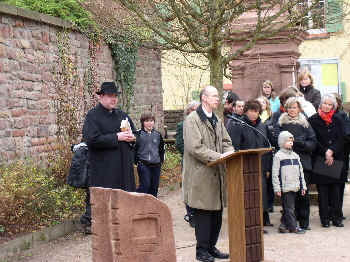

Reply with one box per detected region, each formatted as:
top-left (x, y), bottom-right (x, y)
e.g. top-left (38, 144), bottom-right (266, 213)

top-left (301, 0), bottom-right (327, 34)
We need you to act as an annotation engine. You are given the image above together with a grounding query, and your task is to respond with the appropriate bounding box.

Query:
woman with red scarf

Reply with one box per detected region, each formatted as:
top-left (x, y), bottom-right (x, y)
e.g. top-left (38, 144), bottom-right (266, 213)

top-left (309, 94), bottom-right (346, 228)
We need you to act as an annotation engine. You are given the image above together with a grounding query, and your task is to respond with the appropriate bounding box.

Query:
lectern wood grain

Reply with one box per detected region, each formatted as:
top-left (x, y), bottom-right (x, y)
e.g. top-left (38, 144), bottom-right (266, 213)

top-left (208, 148), bottom-right (272, 262)
top-left (227, 156), bottom-right (245, 260)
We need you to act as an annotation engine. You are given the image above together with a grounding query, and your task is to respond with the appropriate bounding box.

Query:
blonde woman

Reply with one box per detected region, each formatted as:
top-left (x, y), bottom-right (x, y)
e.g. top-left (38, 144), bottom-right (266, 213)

top-left (257, 96), bottom-right (272, 123)
top-left (261, 80), bottom-right (280, 113)
top-left (298, 70), bottom-right (321, 110)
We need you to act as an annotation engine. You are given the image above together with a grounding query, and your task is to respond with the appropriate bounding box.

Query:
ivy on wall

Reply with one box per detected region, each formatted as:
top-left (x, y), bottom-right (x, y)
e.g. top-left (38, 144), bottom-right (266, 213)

top-left (3, 0), bottom-right (94, 31)
top-left (4, 0), bottom-right (139, 112)
top-left (108, 35), bottom-right (139, 113)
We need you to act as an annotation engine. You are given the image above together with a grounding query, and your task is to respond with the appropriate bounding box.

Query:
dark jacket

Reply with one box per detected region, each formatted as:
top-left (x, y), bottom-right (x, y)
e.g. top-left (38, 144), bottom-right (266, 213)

top-left (135, 128), bottom-right (165, 165)
top-left (67, 143), bottom-right (89, 188)
top-left (227, 115), bottom-right (272, 211)
top-left (227, 115), bottom-right (272, 173)
top-left (225, 114), bottom-right (243, 151)
top-left (309, 112), bottom-right (346, 184)
top-left (82, 103), bottom-right (136, 190)
top-left (270, 110), bottom-right (283, 130)
top-left (337, 110), bottom-right (350, 143)
top-left (175, 121), bottom-right (184, 156)
top-left (337, 110), bottom-right (350, 176)
top-left (299, 85), bottom-right (321, 110)
top-left (273, 112), bottom-right (317, 178)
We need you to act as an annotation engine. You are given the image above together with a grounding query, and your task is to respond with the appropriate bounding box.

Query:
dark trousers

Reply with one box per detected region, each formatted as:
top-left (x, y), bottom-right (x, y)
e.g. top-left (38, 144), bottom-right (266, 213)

top-left (80, 188), bottom-right (91, 226)
top-left (266, 175), bottom-right (275, 210)
top-left (317, 183), bottom-right (342, 224)
top-left (295, 171), bottom-right (311, 228)
top-left (295, 188), bottom-right (310, 228)
top-left (281, 192), bottom-right (297, 231)
top-left (339, 182), bottom-right (345, 217)
top-left (192, 208), bottom-right (223, 251)
top-left (137, 163), bottom-right (161, 198)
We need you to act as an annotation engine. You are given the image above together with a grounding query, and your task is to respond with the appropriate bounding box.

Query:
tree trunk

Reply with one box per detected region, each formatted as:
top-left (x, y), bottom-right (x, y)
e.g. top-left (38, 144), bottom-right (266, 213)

top-left (208, 47), bottom-right (224, 117)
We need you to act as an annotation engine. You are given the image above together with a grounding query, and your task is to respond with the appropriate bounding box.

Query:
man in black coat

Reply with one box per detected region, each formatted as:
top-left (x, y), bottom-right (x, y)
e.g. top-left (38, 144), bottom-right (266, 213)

top-left (81, 82), bottom-right (137, 231)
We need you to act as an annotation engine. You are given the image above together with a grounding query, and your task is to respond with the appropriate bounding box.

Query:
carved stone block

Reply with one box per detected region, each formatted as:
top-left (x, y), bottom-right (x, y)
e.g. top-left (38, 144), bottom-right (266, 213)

top-left (90, 187), bottom-right (176, 262)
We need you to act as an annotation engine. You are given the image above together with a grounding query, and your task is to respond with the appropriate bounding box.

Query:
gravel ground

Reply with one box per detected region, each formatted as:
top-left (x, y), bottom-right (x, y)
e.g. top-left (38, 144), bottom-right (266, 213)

top-left (6, 185), bottom-right (350, 262)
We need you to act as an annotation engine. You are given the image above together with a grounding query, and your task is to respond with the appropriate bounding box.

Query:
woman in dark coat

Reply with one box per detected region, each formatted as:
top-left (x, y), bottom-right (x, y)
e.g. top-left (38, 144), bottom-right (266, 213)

top-left (309, 94), bottom-right (346, 227)
top-left (227, 100), bottom-right (273, 229)
top-left (273, 97), bottom-right (317, 230)
top-left (333, 93), bottom-right (350, 219)
top-left (298, 70), bottom-right (321, 110)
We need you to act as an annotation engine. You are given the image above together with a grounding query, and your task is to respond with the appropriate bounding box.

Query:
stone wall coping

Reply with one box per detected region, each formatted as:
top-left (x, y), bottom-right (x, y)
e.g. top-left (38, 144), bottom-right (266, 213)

top-left (0, 3), bottom-right (73, 29)
top-left (0, 217), bottom-right (81, 261)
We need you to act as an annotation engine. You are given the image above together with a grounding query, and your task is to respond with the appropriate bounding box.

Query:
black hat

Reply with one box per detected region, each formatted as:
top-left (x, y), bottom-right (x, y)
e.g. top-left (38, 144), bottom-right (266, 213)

top-left (96, 82), bottom-right (121, 95)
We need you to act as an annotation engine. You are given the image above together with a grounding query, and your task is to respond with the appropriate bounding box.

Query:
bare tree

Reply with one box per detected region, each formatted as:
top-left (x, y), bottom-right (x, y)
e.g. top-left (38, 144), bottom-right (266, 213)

top-left (82, 0), bottom-right (349, 106)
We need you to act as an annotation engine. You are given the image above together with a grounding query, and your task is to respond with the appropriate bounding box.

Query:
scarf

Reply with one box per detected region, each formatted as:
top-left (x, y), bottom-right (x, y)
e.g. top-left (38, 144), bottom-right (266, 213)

top-left (318, 109), bottom-right (335, 126)
top-left (280, 105), bottom-right (286, 113)
top-left (300, 85), bottom-right (312, 94)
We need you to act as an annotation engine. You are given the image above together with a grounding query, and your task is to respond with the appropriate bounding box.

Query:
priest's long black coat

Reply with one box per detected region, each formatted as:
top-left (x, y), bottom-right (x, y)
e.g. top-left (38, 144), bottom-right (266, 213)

top-left (83, 103), bottom-right (136, 191)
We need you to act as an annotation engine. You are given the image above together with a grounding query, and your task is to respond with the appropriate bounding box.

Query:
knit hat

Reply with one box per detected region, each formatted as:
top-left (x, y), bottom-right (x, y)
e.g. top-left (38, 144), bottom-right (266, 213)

top-left (278, 131), bottom-right (294, 149)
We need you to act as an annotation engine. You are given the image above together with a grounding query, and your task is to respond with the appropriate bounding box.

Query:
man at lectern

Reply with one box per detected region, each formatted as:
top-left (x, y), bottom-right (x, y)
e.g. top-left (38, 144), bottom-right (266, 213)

top-left (183, 85), bottom-right (234, 262)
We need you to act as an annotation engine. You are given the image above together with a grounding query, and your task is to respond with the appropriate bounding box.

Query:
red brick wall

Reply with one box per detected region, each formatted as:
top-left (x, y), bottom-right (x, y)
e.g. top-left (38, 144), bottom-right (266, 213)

top-left (0, 4), bottom-right (163, 162)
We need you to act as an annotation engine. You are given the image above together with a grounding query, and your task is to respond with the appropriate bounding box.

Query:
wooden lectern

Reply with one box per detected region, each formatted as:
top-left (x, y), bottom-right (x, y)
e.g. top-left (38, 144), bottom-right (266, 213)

top-left (208, 148), bottom-right (272, 262)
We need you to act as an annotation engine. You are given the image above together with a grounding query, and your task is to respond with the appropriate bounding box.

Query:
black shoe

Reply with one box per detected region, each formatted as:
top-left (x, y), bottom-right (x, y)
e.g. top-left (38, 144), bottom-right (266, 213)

top-left (333, 222), bottom-right (344, 227)
top-left (209, 247), bottom-right (229, 259)
top-left (301, 226), bottom-right (311, 230)
top-left (290, 227), bottom-right (306, 234)
top-left (196, 250), bottom-right (215, 262)
top-left (278, 224), bottom-right (289, 233)
top-left (322, 223), bottom-right (330, 228)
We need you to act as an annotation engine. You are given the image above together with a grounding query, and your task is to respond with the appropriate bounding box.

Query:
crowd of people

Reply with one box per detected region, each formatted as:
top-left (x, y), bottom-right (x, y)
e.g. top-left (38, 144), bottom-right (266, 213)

top-left (79, 75), bottom-right (350, 262)
top-left (223, 73), bottom-right (350, 235)
top-left (175, 73), bottom-right (350, 261)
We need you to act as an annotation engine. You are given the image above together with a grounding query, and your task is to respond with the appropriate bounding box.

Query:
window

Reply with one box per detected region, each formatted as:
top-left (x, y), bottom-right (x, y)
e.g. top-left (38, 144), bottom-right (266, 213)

top-left (299, 0), bottom-right (343, 33)
top-left (299, 58), bottom-right (341, 96)
top-left (300, 0), bottom-right (326, 30)
top-left (326, 0), bottom-right (344, 32)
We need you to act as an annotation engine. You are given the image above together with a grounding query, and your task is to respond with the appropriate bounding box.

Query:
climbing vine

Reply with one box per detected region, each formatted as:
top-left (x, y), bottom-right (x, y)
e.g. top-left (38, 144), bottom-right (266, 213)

top-left (53, 30), bottom-right (90, 146)
top-left (6, 0), bottom-right (139, 113)
top-left (108, 35), bottom-right (139, 113)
